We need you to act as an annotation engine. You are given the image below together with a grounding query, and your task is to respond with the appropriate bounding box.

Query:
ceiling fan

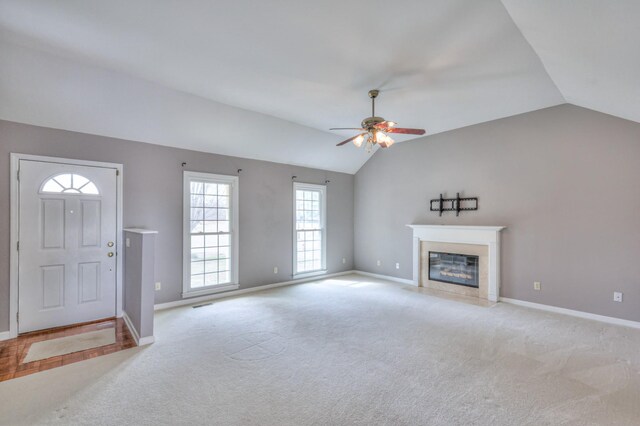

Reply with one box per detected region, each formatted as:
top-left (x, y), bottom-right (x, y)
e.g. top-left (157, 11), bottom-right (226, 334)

top-left (331, 89), bottom-right (426, 151)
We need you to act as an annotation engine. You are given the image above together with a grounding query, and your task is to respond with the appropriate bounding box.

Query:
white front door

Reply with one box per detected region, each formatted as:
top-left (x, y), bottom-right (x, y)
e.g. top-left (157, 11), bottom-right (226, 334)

top-left (18, 160), bottom-right (118, 333)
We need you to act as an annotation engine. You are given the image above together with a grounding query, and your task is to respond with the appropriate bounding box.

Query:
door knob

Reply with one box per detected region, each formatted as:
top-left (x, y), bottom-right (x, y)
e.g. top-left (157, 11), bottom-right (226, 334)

top-left (107, 241), bottom-right (114, 247)
top-left (108, 252), bottom-right (114, 257)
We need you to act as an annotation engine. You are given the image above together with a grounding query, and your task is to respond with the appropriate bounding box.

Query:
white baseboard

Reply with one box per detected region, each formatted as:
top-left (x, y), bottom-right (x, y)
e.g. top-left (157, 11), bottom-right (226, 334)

top-left (154, 270), bottom-right (357, 311)
top-left (352, 270), bottom-right (417, 286)
top-left (151, 271), bottom-right (640, 331)
top-left (0, 330), bottom-right (12, 342)
top-left (122, 311), bottom-right (140, 345)
top-left (138, 336), bottom-right (155, 345)
top-left (500, 297), bottom-right (640, 330)
top-left (122, 311), bottom-right (154, 346)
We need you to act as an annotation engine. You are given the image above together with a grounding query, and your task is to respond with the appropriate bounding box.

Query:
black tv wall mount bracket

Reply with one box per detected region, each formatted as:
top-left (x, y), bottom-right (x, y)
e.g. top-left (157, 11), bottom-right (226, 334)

top-left (429, 193), bottom-right (478, 217)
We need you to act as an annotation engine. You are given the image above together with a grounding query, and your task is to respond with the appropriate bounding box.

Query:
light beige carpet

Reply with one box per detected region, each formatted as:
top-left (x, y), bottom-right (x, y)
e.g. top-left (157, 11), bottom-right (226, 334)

top-left (23, 328), bottom-right (116, 363)
top-left (1, 274), bottom-right (639, 425)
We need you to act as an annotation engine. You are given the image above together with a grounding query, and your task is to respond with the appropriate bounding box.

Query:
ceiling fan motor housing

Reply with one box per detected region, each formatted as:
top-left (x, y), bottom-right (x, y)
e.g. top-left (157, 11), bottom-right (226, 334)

top-left (361, 116), bottom-right (385, 130)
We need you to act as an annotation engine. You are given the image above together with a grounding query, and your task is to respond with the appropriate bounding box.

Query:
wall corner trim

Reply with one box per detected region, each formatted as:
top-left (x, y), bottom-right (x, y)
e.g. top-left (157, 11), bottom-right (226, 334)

top-left (122, 311), bottom-right (154, 346)
top-left (500, 297), bottom-right (640, 330)
top-left (138, 336), bottom-right (155, 345)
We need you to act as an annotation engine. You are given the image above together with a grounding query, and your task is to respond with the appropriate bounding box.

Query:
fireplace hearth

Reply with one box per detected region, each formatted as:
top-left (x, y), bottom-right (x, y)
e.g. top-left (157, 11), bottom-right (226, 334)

top-left (428, 251), bottom-right (479, 288)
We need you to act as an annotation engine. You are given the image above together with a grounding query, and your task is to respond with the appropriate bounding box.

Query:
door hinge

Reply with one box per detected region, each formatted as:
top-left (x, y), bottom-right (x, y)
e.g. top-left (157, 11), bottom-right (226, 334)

top-left (16, 169), bottom-right (20, 181)
top-left (16, 241), bottom-right (19, 251)
top-left (16, 312), bottom-right (19, 323)
top-left (116, 169), bottom-right (120, 176)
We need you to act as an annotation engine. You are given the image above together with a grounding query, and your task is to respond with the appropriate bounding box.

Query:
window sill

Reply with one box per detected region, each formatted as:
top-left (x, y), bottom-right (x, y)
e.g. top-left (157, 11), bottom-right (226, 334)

top-left (292, 270), bottom-right (328, 280)
top-left (182, 283), bottom-right (239, 299)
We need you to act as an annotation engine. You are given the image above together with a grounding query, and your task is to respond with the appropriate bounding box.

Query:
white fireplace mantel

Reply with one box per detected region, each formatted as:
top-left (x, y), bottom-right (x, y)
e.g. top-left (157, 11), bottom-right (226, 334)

top-left (407, 225), bottom-right (506, 302)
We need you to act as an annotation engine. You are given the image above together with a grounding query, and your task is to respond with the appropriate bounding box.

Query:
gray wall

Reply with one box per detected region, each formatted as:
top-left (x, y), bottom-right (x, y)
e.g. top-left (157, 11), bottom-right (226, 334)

top-left (355, 104), bottom-right (640, 322)
top-left (0, 120), bottom-right (354, 332)
top-left (123, 231), bottom-right (156, 340)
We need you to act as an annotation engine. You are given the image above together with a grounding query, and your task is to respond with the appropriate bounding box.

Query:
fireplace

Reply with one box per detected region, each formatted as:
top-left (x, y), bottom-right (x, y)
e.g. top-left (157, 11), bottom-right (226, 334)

top-left (408, 225), bottom-right (505, 301)
top-left (428, 251), bottom-right (479, 288)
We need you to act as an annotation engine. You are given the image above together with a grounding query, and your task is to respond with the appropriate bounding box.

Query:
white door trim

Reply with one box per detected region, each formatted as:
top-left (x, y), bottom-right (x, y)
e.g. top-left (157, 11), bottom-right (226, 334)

top-left (8, 153), bottom-right (124, 339)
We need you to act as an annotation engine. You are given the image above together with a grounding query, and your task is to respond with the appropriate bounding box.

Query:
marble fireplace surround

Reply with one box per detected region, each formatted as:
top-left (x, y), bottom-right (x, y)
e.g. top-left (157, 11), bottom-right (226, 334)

top-left (407, 225), bottom-right (506, 302)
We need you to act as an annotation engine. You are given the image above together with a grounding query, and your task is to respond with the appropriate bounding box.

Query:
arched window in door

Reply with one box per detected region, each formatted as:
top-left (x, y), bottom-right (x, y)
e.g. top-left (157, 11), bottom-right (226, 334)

top-left (40, 173), bottom-right (100, 195)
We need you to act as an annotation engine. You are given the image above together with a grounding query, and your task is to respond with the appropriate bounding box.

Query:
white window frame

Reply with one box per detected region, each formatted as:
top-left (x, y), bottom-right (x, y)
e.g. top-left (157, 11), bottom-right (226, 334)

top-left (183, 171), bottom-right (239, 298)
top-left (293, 182), bottom-right (327, 278)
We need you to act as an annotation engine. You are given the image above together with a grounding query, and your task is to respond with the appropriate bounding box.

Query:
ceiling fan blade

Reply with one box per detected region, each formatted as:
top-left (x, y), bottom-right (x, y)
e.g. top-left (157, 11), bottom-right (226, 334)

top-left (330, 127), bottom-right (365, 131)
top-left (336, 133), bottom-right (366, 146)
top-left (385, 127), bottom-right (426, 135)
top-left (373, 121), bottom-right (397, 129)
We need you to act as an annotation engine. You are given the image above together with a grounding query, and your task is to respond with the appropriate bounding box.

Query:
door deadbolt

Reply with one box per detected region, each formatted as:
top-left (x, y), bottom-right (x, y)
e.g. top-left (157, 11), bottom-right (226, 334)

top-left (108, 252), bottom-right (114, 257)
top-left (107, 241), bottom-right (114, 247)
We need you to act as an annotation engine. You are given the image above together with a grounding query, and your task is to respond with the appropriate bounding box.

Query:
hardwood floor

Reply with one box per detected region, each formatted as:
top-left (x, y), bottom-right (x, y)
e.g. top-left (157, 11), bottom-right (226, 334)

top-left (0, 318), bottom-right (136, 382)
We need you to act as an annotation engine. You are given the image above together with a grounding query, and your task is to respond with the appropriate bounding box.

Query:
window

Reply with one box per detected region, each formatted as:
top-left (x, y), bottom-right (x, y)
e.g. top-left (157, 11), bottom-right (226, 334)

top-left (41, 174), bottom-right (99, 194)
top-left (183, 172), bottom-right (239, 297)
top-left (293, 182), bottom-right (326, 276)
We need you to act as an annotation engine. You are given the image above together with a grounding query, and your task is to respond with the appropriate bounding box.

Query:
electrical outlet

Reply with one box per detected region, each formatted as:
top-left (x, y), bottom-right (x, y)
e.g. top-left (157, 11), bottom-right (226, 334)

top-left (125, 238), bottom-right (130, 248)
top-left (534, 281), bottom-right (541, 291)
top-left (155, 282), bottom-right (161, 291)
top-left (342, 258), bottom-right (346, 264)
top-left (376, 260), bottom-right (381, 266)
top-left (613, 292), bottom-right (623, 302)
top-left (273, 266), bottom-right (278, 274)
top-left (395, 263), bottom-right (400, 269)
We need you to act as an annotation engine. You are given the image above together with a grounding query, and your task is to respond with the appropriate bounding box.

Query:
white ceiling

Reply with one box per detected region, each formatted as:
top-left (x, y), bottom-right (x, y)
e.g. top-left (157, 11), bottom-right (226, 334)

top-left (0, 39), bottom-right (371, 173)
top-left (0, 1), bottom-right (636, 173)
top-left (502, 0), bottom-right (640, 124)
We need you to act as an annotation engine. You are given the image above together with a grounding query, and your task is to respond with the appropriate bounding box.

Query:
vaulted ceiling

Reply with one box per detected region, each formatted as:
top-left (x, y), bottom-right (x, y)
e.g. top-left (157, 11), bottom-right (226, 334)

top-left (0, 1), bottom-right (638, 174)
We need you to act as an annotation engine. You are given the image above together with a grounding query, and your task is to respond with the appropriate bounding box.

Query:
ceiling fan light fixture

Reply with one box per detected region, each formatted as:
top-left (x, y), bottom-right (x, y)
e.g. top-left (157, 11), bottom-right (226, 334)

top-left (365, 137), bottom-right (374, 152)
top-left (377, 132), bottom-right (394, 148)
top-left (332, 90), bottom-right (425, 150)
